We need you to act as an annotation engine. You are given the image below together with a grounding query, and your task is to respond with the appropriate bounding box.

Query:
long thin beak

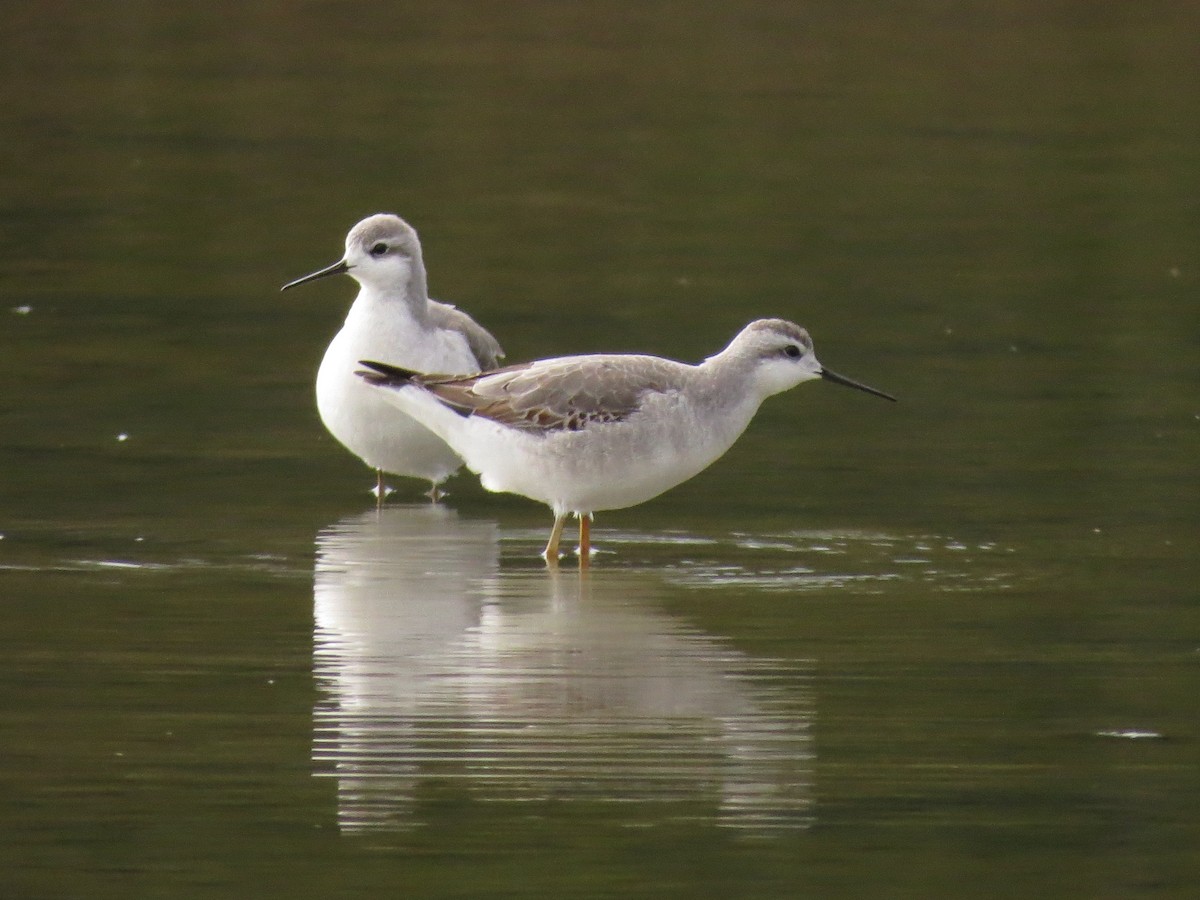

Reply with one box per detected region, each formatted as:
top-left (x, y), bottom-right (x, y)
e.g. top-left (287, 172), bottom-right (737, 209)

top-left (820, 367), bottom-right (897, 402)
top-left (280, 259), bottom-right (350, 292)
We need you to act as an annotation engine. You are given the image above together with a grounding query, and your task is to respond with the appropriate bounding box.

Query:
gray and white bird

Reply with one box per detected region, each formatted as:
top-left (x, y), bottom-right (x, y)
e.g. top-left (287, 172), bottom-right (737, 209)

top-left (283, 214), bottom-right (504, 500)
top-left (358, 318), bottom-right (894, 563)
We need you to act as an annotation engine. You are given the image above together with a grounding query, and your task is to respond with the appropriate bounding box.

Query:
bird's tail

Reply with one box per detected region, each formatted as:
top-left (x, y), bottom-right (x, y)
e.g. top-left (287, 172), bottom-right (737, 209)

top-left (356, 359), bottom-right (422, 387)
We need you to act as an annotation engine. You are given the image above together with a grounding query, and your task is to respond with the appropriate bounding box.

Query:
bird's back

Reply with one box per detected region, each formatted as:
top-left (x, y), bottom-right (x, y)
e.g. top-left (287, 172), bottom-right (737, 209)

top-left (427, 299), bottom-right (505, 372)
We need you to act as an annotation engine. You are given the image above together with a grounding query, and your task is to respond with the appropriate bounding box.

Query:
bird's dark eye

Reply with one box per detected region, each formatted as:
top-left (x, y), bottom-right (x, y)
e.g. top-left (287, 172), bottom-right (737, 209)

top-left (784, 344), bottom-right (802, 359)
top-left (369, 242), bottom-right (388, 257)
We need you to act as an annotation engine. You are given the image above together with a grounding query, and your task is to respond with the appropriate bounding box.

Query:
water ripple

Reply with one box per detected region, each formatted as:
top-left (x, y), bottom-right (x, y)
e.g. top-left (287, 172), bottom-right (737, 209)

top-left (655, 530), bottom-right (1016, 594)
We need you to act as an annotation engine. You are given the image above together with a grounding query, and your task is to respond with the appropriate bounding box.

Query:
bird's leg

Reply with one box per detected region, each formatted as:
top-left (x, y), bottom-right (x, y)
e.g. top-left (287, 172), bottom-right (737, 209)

top-left (578, 513), bottom-right (591, 568)
top-left (426, 481), bottom-right (445, 503)
top-left (370, 469), bottom-right (399, 506)
top-left (543, 513), bottom-right (567, 565)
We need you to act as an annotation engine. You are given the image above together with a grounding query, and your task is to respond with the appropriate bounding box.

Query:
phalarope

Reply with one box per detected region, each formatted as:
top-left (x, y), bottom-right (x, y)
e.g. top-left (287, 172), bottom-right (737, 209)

top-left (358, 318), bottom-right (894, 563)
top-left (282, 213), bottom-right (504, 501)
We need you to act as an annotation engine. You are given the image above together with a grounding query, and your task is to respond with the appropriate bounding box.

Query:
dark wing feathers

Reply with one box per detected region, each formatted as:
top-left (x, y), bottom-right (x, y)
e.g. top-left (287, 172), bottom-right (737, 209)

top-left (356, 359), bottom-right (420, 387)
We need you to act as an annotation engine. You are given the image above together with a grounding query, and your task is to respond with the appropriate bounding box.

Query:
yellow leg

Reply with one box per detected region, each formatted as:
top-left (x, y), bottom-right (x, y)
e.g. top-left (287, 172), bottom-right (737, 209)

top-left (578, 514), bottom-right (591, 568)
top-left (543, 513), bottom-right (567, 565)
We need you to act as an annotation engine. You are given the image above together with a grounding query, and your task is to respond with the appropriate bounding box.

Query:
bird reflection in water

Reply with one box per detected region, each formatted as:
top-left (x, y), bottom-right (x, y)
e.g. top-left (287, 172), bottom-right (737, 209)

top-left (312, 507), bottom-right (814, 833)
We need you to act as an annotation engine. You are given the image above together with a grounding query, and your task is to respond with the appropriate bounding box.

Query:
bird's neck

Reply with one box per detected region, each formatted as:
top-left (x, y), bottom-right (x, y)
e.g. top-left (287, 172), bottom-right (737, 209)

top-left (405, 265), bottom-right (430, 310)
top-left (698, 348), bottom-right (758, 393)
top-left (694, 354), bottom-right (764, 418)
top-left (355, 274), bottom-right (431, 324)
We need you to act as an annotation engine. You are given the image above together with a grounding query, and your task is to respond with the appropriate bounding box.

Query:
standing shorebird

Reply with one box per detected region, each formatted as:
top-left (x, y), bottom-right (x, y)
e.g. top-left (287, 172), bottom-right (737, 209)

top-left (357, 319), bottom-right (895, 564)
top-left (282, 214), bottom-right (504, 501)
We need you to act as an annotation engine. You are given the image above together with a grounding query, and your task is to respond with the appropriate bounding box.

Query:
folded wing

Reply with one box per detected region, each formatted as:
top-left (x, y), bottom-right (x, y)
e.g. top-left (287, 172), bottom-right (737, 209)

top-left (421, 355), bottom-right (689, 433)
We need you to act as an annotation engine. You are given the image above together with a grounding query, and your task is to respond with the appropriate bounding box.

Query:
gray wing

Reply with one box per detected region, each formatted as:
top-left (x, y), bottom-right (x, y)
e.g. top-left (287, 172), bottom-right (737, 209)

top-left (428, 299), bottom-right (506, 371)
top-left (421, 355), bottom-right (690, 432)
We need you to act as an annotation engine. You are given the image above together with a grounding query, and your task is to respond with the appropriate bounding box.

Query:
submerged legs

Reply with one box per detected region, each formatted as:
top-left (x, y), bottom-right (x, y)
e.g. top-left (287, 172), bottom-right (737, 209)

top-left (368, 469), bottom-right (442, 505)
top-left (578, 514), bottom-right (591, 568)
top-left (544, 512), bottom-right (594, 568)
top-left (543, 513), bottom-right (567, 564)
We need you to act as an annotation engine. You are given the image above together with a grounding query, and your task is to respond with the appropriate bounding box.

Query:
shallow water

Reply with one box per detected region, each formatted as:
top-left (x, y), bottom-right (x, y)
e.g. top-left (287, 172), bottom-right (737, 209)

top-left (3, 2), bottom-right (1199, 898)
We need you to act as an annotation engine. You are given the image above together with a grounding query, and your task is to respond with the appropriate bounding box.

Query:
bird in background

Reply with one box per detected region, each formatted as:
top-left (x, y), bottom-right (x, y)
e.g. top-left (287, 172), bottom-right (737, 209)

top-left (282, 214), bottom-right (504, 502)
top-left (358, 318), bottom-right (895, 566)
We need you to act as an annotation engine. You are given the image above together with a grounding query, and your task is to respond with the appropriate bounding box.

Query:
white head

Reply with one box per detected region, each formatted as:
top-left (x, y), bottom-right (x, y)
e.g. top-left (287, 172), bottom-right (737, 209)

top-left (720, 319), bottom-right (896, 402)
top-left (281, 213), bottom-right (429, 303)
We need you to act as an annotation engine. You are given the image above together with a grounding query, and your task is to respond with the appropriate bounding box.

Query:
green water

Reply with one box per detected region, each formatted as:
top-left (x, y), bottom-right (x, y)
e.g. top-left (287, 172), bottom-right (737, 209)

top-left (2, 2), bottom-right (1198, 897)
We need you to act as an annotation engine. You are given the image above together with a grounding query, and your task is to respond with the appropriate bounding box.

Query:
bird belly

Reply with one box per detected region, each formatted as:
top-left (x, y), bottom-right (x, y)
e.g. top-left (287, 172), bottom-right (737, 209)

top-left (466, 406), bottom-right (742, 515)
top-left (316, 323), bottom-right (479, 482)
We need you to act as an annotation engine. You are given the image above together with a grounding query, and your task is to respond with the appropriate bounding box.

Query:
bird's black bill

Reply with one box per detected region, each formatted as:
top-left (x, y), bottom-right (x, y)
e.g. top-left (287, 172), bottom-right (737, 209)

top-left (820, 367), bottom-right (897, 402)
top-left (280, 259), bottom-right (350, 291)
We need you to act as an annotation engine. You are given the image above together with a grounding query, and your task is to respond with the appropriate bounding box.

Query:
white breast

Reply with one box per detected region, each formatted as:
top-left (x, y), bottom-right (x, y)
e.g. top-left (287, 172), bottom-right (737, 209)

top-left (316, 300), bottom-right (483, 482)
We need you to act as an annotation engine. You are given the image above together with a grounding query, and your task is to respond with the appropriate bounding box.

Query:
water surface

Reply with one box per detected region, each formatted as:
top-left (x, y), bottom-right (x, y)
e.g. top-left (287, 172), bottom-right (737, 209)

top-left (2, 2), bottom-right (1198, 897)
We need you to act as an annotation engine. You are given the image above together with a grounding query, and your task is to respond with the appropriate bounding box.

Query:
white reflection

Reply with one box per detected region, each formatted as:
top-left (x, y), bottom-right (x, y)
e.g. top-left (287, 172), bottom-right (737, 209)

top-left (313, 510), bottom-right (814, 833)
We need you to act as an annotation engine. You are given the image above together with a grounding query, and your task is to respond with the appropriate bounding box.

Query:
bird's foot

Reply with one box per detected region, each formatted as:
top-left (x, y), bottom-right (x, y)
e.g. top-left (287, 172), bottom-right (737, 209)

top-left (370, 482), bottom-right (396, 508)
